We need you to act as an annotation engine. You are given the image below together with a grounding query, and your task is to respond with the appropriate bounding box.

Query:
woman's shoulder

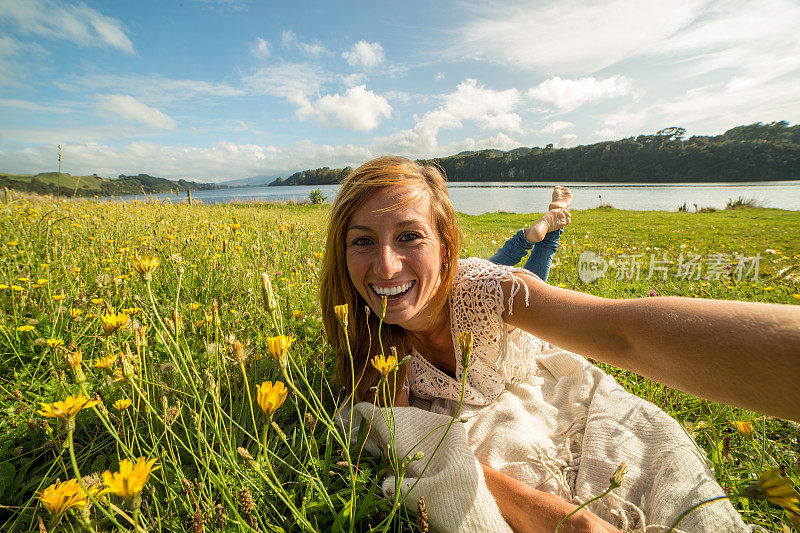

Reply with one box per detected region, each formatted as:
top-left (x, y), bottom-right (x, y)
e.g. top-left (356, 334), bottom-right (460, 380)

top-left (455, 257), bottom-right (523, 284)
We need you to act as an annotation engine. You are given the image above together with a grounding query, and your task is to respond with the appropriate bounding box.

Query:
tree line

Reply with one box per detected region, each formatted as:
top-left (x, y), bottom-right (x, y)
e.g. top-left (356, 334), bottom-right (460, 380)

top-left (269, 121), bottom-right (800, 185)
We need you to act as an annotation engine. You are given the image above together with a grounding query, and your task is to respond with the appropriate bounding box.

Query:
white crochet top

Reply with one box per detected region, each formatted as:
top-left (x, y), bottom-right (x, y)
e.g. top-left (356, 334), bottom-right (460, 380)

top-left (388, 257), bottom-right (749, 532)
top-left (407, 257), bottom-right (543, 406)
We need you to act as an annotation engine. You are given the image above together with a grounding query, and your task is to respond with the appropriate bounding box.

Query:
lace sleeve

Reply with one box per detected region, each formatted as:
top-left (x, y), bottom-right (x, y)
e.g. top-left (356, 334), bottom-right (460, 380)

top-left (451, 257), bottom-right (540, 385)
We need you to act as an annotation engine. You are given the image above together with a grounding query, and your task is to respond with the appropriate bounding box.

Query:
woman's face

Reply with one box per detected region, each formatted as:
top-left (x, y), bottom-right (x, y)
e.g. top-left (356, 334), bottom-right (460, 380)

top-left (345, 185), bottom-right (445, 331)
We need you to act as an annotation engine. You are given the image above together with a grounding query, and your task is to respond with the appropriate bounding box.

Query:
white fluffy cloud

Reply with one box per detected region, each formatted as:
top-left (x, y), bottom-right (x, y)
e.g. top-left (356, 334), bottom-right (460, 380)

top-left (249, 37), bottom-right (271, 59)
top-left (542, 121), bottom-right (574, 133)
top-left (0, 0), bottom-right (134, 53)
top-left (529, 76), bottom-right (632, 112)
top-left (342, 40), bottom-right (385, 68)
top-left (372, 79), bottom-right (523, 155)
top-left (96, 94), bottom-right (176, 129)
top-left (298, 85), bottom-right (391, 131)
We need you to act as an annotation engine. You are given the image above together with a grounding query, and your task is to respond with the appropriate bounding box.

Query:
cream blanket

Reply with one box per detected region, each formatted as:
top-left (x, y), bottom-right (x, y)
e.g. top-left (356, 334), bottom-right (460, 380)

top-left (348, 347), bottom-right (751, 532)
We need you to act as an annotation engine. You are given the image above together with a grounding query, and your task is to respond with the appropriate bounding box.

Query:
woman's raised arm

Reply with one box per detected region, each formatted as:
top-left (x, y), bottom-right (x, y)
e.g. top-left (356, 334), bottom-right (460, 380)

top-left (502, 272), bottom-right (800, 421)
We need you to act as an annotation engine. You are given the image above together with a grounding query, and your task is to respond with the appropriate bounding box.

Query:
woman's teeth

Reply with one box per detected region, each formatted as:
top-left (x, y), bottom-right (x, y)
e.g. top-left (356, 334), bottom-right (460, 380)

top-left (372, 281), bottom-right (413, 297)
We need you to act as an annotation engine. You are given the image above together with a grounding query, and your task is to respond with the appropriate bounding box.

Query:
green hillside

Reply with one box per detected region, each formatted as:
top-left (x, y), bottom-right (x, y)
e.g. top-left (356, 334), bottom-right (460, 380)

top-left (0, 172), bottom-right (225, 198)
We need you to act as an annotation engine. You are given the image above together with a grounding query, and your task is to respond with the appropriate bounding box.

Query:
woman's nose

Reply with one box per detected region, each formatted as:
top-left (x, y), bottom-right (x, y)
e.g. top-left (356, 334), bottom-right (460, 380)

top-left (374, 244), bottom-right (402, 278)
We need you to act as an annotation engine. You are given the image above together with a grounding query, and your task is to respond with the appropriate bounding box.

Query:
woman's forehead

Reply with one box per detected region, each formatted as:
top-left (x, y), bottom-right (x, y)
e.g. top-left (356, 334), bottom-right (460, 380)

top-left (350, 185), bottom-right (432, 225)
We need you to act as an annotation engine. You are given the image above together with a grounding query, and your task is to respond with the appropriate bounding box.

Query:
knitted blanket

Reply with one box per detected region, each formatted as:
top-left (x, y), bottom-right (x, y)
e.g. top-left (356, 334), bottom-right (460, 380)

top-left (348, 347), bottom-right (751, 532)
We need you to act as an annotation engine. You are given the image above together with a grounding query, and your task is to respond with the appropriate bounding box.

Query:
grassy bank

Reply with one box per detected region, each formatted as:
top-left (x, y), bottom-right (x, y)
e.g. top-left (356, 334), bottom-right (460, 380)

top-left (0, 198), bottom-right (798, 531)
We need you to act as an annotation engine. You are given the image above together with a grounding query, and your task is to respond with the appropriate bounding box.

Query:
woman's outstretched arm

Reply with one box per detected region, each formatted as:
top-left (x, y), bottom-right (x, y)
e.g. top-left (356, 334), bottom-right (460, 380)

top-left (502, 272), bottom-right (800, 421)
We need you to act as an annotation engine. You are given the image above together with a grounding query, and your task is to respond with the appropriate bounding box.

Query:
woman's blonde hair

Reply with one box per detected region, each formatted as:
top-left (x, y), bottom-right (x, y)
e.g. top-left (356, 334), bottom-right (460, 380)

top-left (319, 156), bottom-right (462, 402)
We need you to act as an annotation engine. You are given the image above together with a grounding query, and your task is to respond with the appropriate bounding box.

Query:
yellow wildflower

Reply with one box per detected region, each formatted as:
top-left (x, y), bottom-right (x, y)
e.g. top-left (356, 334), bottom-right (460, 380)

top-left (313, 252), bottom-right (323, 260)
top-left (610, 461), bottom-right (628, 489)
top-left (10, 285), bottom-right (24, 292)
top-left (742, 468), bottom-right (800, 527)
top-left (102, 457), bottom-right (159, 503)
top-left (371, 354), bottom-right (396, 376)
top-left (17, 277), bottom-right (29, 282)
top-left (64, 348), bottom-right (82, 367)
top-left (101, 310), bottom-right (129, 335)
top-left (731, 420), bottom-right (755, 438)
top-left (131, 256), bottom-right (160, 281)
top-left (113, 398), bottom-right (132, 411)
top-left (37, 478), bottom-right (101, 527)
top-left (38, 395), bottom-right (99, 420)
top-left (457, 331), bottom-right (473, 369)
top-left (37, 278), bottom-right (48, 284)
top-left (90, 298), bottom-right (104, 305)
top-left (266, 335), bottom-right (294, 368)
top-left (334, 303), bottom-right (348, 329)
top-left (188, 302), bottom-right (200, 311)
top-left (92, 354), bottom-right (117, 374)
top-left (121, 307), bottom-right (142, 316)
top-left (53, 294), bottom-right (65, 302)
top-left (17, 325), bottom-right (36, 332)
top-left (0, 284), bottom-right (8, 290)
top-left (256, 381), bottom-right (288, 417)
top-left (46, 338), bottom-right (64, 349)
top-left (293, 310), bottom-right (303, 319)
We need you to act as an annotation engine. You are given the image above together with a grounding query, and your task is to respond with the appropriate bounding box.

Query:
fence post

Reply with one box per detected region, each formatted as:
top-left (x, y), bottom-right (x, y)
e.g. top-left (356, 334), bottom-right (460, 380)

top-left (187, 190), bottom-right (193, 205)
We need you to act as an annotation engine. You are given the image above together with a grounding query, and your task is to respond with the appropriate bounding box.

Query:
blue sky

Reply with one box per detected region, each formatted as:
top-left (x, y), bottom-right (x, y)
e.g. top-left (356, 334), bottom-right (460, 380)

top-left (1, 0), bottom-right (799, 182)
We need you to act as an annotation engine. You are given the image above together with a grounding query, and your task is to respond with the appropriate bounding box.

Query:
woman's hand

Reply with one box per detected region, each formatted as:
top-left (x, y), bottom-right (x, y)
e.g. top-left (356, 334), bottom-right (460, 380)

top-left (480, 463), bottom-right (621, 533)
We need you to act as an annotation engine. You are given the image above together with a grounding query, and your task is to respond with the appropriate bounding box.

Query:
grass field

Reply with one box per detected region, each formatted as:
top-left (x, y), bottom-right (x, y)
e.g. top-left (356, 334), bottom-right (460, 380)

top-left (0, 197), bottom-right (798, 532)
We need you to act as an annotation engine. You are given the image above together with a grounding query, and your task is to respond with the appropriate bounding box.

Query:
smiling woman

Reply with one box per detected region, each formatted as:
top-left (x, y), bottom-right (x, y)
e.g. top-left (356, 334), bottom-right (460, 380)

top-left (319, 156), bottom-right (800, 532)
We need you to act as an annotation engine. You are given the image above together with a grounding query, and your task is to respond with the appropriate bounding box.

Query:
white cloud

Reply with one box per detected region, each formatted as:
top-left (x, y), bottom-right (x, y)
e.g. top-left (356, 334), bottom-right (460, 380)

top-left (542, 121), bottom-right (573, 133)
top-left (341, 72), bottom-right (366, 86)
top-left (372, 79), bottom-right (523, 156)
top-left (342, 40), bottom-right (385, 68)
top-left (0, 98), bottom-right (71, 113)
top-left (0, 0), bottom-right (134, 53)
top-left (241, 62), bottom-right (324, 106)
top-left (281, 29), bottom-right (326, 56)
top-left (0, 139), bottom-right (374, 181)
top-left (58, 74), bottom-right (245, 105)
top-left (558, 133), bottom-right (579, 147)
top-left (298, 85), bottom-right (391, 131)
top-left (435, 72), bottom-right (445, 81)
top-left (96, 94), bottom-right (176, 129)
top-left (529, 76), bottom-right (633, 112)
top-left (249, 37), bottom-right (271, 59)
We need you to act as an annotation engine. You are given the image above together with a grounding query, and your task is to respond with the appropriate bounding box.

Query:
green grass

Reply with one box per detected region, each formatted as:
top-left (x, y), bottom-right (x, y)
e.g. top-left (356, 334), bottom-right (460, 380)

top-left (0, 198), bottom-right (798, 532)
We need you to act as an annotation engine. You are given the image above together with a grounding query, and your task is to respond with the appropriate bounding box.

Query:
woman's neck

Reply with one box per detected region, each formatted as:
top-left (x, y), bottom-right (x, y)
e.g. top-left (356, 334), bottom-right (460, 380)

top-left (404, 303), bottom-right (452, 355)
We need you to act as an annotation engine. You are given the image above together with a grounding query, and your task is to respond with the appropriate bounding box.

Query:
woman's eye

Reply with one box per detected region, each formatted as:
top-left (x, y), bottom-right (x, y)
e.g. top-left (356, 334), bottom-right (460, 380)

top-left (352, 236), bottom-right (373, 246)
top-left (400, 232), bottom-right (421, 242)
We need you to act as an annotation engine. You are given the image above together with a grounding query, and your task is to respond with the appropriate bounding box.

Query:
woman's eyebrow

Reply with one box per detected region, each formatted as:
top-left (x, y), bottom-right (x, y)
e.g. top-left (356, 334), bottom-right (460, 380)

top-left (347, 220), bottom-right (421, 233)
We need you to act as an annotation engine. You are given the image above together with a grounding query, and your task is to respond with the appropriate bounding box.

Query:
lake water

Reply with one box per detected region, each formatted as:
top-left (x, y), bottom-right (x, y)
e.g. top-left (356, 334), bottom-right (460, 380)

top-left (111, 180), bottom-right (800, 214)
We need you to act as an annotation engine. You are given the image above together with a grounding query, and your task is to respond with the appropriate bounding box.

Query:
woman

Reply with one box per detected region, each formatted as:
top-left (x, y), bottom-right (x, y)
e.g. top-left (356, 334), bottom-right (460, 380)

top-left (320, 156), bottom-right (800, 532)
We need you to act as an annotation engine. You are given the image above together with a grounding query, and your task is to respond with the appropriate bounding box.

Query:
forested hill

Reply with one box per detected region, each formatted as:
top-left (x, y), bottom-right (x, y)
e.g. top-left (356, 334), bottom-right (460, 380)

top-left (0, 172), bottom-right (226, 198)
top-left (270, 121), bottom-right (800, 185)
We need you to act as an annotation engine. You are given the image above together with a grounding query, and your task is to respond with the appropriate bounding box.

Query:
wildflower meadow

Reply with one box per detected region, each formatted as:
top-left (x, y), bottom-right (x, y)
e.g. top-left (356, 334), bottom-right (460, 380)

top-left (0, 196), bottom-right (798, 532)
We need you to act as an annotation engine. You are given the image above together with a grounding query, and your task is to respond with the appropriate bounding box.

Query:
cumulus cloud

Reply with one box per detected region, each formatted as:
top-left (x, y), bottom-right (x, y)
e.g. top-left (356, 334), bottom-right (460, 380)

top-left (0, 0), bottom-right (134, 53)
top-left (372, 79), bottom-right (523, 155)
top-left (558, 133), bottom-right (579, 147)
top-left (298, 85), bottom-right (391, 131)
top-left (542, 121), bottom-right (574, 133)
top-left (249, 37), bottom-right (270, 59)
top-left (529, 76), bottom-right (632, 112)
top-left (281, 29), bottom-right (326, 56)
top-left (96, 94), bottom-right (176, 129)
top-left (342, 40), bottom-right (385, 68)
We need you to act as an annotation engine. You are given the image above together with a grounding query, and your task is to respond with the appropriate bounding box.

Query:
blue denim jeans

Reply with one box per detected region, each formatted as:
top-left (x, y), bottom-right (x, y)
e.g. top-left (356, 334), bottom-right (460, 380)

top-left (488, 228), bottom-right (563, 282)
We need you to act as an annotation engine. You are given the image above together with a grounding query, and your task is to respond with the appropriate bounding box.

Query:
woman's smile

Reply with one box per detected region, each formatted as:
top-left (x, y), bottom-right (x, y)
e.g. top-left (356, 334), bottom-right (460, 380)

top-left (345, 185), bottom-right (444, 331)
